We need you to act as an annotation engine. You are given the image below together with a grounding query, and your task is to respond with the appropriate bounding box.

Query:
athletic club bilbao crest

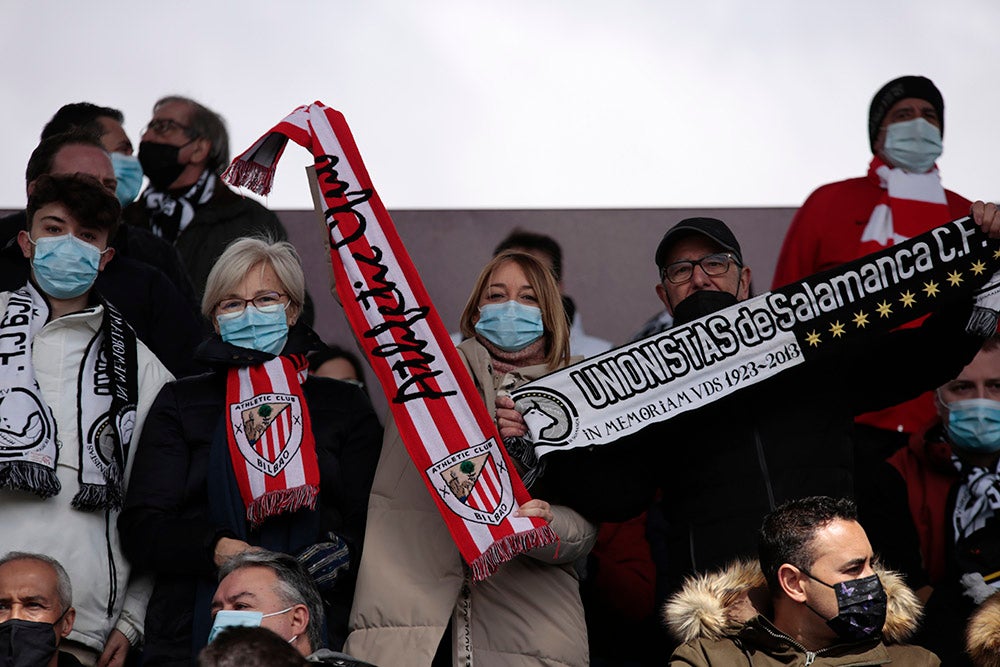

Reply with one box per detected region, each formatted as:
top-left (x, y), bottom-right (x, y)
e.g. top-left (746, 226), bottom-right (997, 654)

top-left (426, 438), bottom-right (513, 526)
top-left (229, 392), bottom-right (303, 477)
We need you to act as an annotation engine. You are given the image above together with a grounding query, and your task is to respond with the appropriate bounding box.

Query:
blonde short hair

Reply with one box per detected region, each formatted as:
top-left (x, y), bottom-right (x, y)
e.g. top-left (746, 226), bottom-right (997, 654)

top-left (202, 238), bottom-right (306, 320)
top-left (459, 251), bottom-right (570, 370)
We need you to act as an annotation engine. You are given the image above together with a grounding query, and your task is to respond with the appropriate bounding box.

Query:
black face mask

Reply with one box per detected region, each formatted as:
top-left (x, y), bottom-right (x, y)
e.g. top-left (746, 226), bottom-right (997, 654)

top-left (803, 571), bottom-right (887, 642)
top-left (671, 290), bottom-right (738, 326)
top-left (0, 617), bottom-right (61, 667)
top-left (138, 140), bottom-right (187, 190)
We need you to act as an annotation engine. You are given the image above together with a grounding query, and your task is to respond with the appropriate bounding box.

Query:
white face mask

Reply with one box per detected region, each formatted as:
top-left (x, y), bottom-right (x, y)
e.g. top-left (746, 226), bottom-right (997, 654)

top-left (207, 606), bottom-right (293, 643)
top-left (882, 117), bottom-right (943, 173)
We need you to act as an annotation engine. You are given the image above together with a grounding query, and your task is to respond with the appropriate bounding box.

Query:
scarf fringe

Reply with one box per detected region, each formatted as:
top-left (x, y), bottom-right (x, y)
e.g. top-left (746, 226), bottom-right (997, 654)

top-left (222, 159), bottom-right (275, 197)
top-left (0, 462), bottom-right (61, 498)
top-left (470, 524), bottom-right (558, 582)
top-left (72, 481), bottom-right (125, 512)
top-left (245, 484), bottom-right (319, 527)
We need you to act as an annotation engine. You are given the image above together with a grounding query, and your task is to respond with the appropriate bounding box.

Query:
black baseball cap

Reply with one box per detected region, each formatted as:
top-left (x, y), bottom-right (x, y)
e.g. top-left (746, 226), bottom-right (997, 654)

top-left (654, 217), bottom-right (743, 270)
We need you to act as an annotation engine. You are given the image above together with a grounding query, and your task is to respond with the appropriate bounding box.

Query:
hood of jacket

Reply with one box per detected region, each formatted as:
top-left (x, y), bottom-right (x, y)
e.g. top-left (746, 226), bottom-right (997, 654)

top-left (663, 559), bottom-right (924, 647)
top-left (966, 590), bottom-right (1000, 665)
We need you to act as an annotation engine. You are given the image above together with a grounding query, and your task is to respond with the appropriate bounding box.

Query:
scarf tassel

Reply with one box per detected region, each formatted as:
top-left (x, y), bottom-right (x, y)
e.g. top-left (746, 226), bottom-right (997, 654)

top-left (222, 151), bottom-right (277, 197)
top-left (245, 484), bottom-right (319, 527)
top-left (0, 462), bottom-right (61, 499)
top-left (470, 524), bottom-right (558, 582)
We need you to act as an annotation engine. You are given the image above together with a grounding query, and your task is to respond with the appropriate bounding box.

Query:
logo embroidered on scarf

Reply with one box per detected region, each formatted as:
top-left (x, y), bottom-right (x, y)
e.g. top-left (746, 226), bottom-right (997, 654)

top-left (0, 389), bottom-right (52, 457)
top-left (230, 393), bottom-right (304, 477)
top-left (428, 438), bottom-right (513, 526)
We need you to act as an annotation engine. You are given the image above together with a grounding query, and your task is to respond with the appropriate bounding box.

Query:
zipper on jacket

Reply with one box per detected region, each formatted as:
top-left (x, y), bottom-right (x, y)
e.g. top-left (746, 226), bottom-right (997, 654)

top-left (754, 428), bottom-right (776, 511)
top-left (105, 511), bottom-right (118, 617)
top-left (804, 651), bottom-right (816, 665)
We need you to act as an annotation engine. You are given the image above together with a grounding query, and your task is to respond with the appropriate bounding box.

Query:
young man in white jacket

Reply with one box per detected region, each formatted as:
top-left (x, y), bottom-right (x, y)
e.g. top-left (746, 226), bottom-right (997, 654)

top-left (0, 173), bottom-right (173, 667)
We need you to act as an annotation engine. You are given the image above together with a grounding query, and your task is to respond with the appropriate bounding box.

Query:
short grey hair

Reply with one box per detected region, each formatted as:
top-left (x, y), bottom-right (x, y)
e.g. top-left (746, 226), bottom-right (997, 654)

top-left (154, 95), bottom-right (229, 175)
top-left (0, 552), bottom-right (73, 610)
top-left (218, 550), bottom-right (324, 653)
top-left (201, 238), bottom-right (306, 320)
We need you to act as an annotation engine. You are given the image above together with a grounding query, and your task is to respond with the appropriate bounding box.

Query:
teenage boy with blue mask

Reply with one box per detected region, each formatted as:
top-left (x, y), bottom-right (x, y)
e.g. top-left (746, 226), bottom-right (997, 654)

top-left (1, 173), bottom-right (173, 667)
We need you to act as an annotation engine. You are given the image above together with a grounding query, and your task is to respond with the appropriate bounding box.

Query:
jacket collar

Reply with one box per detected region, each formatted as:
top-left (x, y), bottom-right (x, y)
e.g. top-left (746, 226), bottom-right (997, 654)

top-left (663, 560), bottom-right (924, 648)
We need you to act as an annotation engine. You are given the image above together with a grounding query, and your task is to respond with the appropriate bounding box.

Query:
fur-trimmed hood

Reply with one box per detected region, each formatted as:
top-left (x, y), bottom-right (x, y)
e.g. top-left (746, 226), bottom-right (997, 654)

top-left (663, 560), bottom-right (924, 646)
top-left (967, 591), bottom-right (1000, 666)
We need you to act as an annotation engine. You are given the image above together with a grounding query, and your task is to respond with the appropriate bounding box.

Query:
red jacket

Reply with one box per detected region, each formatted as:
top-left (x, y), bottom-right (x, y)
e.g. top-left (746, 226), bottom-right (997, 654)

top-left (772, 170), bottom-right (972, 435)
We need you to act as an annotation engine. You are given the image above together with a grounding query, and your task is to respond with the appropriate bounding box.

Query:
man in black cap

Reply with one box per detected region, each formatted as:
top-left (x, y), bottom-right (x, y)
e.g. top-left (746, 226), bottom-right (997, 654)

top-left (771, 75), bottom-right (974, 478)
top-left (500, 210), bottom-right (1000, 610)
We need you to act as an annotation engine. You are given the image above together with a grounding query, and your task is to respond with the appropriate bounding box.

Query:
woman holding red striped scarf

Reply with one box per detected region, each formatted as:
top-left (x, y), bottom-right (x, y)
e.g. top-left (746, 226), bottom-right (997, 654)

top-left (344, 251), bottom-right (597, 667)
top-left (119, 238), bottom-right (383, 665)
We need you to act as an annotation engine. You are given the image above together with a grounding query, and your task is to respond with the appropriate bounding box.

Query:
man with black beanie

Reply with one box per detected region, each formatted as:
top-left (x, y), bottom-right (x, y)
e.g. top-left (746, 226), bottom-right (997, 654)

top-left (770, 75), bottom-right (974, 475)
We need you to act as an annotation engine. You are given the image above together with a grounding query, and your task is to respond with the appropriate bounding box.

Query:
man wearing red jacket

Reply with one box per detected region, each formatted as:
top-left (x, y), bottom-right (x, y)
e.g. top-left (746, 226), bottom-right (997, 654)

top-left (772, 75), bottom-right (972, 467)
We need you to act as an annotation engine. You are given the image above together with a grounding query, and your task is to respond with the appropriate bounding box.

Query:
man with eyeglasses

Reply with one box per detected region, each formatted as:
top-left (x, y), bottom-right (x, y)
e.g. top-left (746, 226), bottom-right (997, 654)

top-left (123, 96), bottom-right (289, 300)
top-left (772, 76), bottom-right (974, 478)
top-left (502, 210), bottom-right (1000, 654)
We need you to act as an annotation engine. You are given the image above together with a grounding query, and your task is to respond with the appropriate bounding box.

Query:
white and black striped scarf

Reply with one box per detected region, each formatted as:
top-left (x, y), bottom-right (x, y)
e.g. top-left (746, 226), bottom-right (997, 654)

top-left (0, 283), bottom-right (139, 509)
top-left (142, 169), bottom-right (216, 242)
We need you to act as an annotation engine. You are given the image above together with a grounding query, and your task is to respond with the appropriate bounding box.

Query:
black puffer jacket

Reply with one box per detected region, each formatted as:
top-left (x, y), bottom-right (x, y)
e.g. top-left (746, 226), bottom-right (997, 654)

top-left (119, 326), bottom-right (382, 666)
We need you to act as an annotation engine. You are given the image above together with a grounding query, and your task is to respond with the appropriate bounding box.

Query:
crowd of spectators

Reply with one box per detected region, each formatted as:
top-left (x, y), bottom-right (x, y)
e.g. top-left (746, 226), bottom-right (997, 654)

top-left (3, 76), bottom-right (1000, 667)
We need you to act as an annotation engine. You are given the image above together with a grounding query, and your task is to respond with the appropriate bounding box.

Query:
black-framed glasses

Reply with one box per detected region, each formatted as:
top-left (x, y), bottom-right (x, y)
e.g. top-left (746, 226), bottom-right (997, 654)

top-left (661, 253), bottom-right (739, 285)
top-left (216, 292), bottom-right (288, 316)
top-left (144, 118), bottom-right (195, 137)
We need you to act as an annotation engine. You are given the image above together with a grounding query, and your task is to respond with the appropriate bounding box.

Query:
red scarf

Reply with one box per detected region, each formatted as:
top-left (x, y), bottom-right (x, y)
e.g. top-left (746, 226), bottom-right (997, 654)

top-left (223, 102), bottom-right (555, 579)
top-left (225, 355), bottom-right (319, 526)
top-left (859, 156), bottom-right (950, 255)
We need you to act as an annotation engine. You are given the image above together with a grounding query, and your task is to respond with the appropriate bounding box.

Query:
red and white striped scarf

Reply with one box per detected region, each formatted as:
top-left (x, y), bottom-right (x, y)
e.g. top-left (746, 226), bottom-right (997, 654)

top-left (226, 354), bottom-right (319, 526)
top-left (223, 102), bottom-right (555, 579)
top-left (860, 156), bottom-right (950, 255)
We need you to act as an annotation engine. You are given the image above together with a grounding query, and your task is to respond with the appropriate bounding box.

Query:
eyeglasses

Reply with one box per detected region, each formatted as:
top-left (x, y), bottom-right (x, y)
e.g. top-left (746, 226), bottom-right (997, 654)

top-left (144, 118), bottom-right (195, 137)
top-left (661, 253), bottom-right (740, 285)
top-left (215, 292), bottom-right (289, 316)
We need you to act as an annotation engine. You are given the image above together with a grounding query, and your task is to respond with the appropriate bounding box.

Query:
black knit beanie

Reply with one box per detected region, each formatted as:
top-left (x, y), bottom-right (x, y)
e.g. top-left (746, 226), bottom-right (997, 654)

top-left (868, 75), bottom-right (944, 151)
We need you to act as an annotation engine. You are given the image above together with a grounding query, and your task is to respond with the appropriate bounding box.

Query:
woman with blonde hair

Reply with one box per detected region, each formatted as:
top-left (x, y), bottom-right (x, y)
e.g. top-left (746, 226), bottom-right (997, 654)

top-left (344, 250), bottom-right (596, 666)
top-left (119, 238), bottom-right (382, 664)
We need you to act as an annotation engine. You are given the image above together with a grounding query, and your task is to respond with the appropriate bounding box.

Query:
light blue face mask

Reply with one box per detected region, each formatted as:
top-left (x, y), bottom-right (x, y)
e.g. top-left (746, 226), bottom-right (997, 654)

top-left (29, 233), bottom-right (107, 299)
top-left (207, 607), bottom-right (294, 644)
top-left (474, 300), bottom-right (544, 352)
top-left (883, 117), bottom-right (943, 174)
top-left (946, 398), bottom-right (1000, 454)
top-left (218, 303), bottom-right (289, 356)
top-left (111, 152), bottom-right (144, 205)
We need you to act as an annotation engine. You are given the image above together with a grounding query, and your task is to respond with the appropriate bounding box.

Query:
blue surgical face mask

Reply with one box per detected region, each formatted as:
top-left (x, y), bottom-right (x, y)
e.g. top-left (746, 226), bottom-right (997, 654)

top-left (883, 117), bottom-right (943, 174)
top-left (945, 398), bottom-right (1000, 453)
top-left (207, 607), bottom-right (293, 644)
top-left (29, 233), bottom-right (107, 299)
top-left (474, 300), bottom-right (544, 352)
top-left (218, 303), bottom-right (289, 356)
top-left (111, 152), bottom-right (144, 205)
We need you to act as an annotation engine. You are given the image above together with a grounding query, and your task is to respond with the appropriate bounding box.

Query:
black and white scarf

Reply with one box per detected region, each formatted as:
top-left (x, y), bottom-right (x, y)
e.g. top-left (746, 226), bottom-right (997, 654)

top-left (509, 217), bottom-right (1000, 458)
top-left (0, 283), bottom-right (139, 510)
top-left (142, 169), bottom-right (216, 242)
top-left (953, 456), bottom-right (1000, 541)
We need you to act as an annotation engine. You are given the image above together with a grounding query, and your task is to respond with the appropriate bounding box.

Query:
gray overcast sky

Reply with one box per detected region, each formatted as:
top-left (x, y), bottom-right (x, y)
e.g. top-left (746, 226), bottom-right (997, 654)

top-left (2, 0), bottom-right (998, 211)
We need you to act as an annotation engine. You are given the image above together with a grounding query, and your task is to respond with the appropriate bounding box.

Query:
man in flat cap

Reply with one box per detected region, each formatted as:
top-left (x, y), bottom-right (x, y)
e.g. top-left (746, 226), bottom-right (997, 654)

top-left (771, 75), bottom-right (974, 480)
